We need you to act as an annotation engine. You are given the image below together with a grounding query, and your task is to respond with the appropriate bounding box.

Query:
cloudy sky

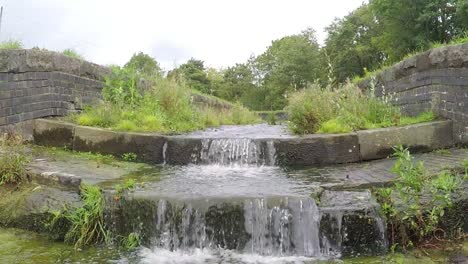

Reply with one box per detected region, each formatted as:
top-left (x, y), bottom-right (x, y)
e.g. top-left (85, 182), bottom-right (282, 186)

top-left (0, 0), bottom-right (365, 71)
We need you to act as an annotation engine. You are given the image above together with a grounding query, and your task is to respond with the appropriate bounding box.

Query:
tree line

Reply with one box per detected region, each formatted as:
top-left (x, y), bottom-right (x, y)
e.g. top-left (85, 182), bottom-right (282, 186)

top-left (133, 0), bottom-right (468, 111)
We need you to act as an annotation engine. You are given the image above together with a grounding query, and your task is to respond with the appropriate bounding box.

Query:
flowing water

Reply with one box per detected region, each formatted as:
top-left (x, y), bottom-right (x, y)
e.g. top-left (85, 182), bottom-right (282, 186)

top-left (101, 124), bottom-right (386, 262)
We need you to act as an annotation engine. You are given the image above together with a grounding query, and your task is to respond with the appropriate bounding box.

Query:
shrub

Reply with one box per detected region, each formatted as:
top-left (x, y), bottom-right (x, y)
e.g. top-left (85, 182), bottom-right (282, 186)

top-left (286, 83), bottom-right (433, 134)
top-left (0, 40), bottom-right (23, 49)
top-left (62, 49), bottom-right (84, 60)
top-left (73, 66), bottom-right (259, 133)
top-left (375, 146), bottom-right (464, 249)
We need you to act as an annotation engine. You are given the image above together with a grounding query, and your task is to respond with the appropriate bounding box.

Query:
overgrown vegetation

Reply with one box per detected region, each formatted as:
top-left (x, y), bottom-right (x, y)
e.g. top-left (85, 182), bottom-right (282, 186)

top-left (0, 133), bottom-right (30, 185)
top-left (62, 49), bottom-right (84, 60)
top-left (71, 61), bottom-right (259, 133)
top-left (375, 146), bottom-right (466, 250)
top-left (52, 184), bottom-right (109, 249)
top-left (114, 178), bottom-right (136, 200)
top-left (0, 40), bottom-right (23, 50)
top-left (286, 83), bottom-right (434, 134)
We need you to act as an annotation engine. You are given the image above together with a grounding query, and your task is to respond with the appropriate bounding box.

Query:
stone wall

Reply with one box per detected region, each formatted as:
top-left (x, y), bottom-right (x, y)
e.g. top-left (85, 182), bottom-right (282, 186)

top-left (0, 49), bottom-right (109, 135)
top-left (358, 43), bottom-right (468, 143)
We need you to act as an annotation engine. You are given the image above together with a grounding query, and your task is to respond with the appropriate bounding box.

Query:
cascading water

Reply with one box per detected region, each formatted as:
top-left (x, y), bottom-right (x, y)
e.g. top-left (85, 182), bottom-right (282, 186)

top-left (107, 125), bottom-right (387, 263)
top-left (197, 138), bottom-right (276, 166)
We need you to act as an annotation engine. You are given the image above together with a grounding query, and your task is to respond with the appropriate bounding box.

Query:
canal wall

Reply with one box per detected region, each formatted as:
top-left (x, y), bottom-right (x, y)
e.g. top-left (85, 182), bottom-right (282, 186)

top-left (358, 43), bottom-right (468, 144)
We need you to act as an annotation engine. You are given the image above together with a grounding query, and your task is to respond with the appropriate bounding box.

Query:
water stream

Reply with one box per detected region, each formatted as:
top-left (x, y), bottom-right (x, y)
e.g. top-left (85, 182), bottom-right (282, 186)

top-left (105, 124), bottom-right (385, 263)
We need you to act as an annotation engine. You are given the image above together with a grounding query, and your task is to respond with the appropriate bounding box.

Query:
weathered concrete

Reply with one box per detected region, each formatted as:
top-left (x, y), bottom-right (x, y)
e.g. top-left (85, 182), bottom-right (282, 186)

top-left (33, 118), bottom-right (75, 148)
top-left (358, 43), bottom-right (468, 143)
top-left (73, 126), bottom-right (166, 164)
top-left (33, 119), bottom-right (458, 166)
top-left (275, 133), bottom-right (360, 166)
top-left (357, 120), bottom-right (454, 160)
top-left (319, 190), bottom-right (387, 256)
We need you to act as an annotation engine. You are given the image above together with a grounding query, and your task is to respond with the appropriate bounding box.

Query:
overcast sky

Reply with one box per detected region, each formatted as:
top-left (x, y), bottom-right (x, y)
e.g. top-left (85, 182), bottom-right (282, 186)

top-left (0, 0), bottom-right (365, 71)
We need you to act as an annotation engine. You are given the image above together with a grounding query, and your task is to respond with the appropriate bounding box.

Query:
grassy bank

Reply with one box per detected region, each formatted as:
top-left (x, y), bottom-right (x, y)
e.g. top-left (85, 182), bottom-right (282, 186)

top-left (287, 83), bottom-right (434, 134)
top-left (70, 66), bottom-right (259, 133)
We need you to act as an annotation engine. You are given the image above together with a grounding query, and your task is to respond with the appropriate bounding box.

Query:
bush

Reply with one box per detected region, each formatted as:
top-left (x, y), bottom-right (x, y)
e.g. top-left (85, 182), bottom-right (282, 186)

top-left (376, 146), bottom-right (465, 249)
top-left (73, 66), bottom-right (259, 133)
top-left (0, 40), bottom-right (23, 50)
top-left (286, 83), bottom-right (432, 134)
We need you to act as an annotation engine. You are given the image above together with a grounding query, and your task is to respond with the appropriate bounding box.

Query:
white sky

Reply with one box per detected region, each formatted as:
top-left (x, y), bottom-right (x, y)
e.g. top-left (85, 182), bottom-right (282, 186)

top-left (0, 0), bottom-right (365, 71)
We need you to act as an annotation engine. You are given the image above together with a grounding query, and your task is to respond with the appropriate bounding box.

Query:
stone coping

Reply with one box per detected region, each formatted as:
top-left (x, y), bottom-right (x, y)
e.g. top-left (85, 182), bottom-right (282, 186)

top-left (0, 49), bottom-right (110, 81)
top-left (33, 119), bottom-right (454, 166)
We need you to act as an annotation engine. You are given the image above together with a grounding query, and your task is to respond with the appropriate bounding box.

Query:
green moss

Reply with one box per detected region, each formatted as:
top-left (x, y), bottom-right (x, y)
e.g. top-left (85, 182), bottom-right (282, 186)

top-left (399, 111), bottom-right (434, 126)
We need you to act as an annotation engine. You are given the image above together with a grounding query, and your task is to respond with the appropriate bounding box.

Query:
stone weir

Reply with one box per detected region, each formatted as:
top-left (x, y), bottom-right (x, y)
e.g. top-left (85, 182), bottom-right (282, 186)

top-left (34, 119), bottom-right (454, 166)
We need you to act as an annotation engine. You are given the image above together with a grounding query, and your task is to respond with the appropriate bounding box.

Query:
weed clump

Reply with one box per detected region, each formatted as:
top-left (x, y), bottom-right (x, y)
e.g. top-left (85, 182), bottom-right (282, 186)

top-left (52, 184), bottom-right (109, 249)
top-left (0, 133), bottom-right (29, 185)
top-left (62, 49), bottom-right (84, 60)
top-left (375, 146), bottom-right (465, 250)
top-left (0, 40), bottom-right (23, 50)
top-left (286, 83), bottom-right (434, 134)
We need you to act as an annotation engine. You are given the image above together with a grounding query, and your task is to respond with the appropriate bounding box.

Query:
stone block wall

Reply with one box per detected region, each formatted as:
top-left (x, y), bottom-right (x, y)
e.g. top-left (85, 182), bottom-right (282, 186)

top-left (358, 43), bottom-right (468, 143)
top-left (0, 49), bottom-right (109, 132)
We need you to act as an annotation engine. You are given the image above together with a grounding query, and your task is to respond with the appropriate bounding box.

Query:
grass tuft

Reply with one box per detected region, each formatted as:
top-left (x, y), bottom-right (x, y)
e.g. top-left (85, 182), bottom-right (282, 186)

top-left (62, 49), bottom-right (84, 60)
top-left (53, 184), bottom-right (109, 249)
top-left (0, 40), bottom-right (23, 50)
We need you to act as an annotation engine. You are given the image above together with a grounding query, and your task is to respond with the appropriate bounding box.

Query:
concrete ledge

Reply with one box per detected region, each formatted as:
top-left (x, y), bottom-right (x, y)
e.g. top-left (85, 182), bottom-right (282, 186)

top-left (357, 120), bottom-right (453, 160)
top-left (73, 126), bottom-right (166, 163)
top-left (275, 133), bottom-right (360, 166)
top-left (33, 119), bottom-right (455, 166)
top-left (33, 119), bottom-right (75, 148)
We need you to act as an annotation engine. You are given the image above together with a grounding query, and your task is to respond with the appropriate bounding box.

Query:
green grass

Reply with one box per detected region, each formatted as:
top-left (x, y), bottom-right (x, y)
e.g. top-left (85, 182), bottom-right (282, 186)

top-left (0, 135), bottom-right (30, 185)
top-left (71, 67), bottom-right (259, 133)
top-left (53, 184), bottom-right (109, 249)
top-left (0, 40), bottom-right (23, 50)
top-left (287, 83), bottom-right (434, 134)
top-left (121, 232), bottom-right (141, 250)
top-left (352, 33), bottom-right (468, 84)
top-left (62, 49), bottom-right (84, 60)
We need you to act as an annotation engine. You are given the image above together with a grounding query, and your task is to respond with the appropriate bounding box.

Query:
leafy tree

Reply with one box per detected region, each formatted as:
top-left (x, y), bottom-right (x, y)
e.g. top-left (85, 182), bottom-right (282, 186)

top-left (323, 4), bottom-right (383, 83)
top-left (124, 52), bottom-right (162, 77)
top-left (218, 63), bottom-right (255, 102)
top-left (168, 58), bottom-right (211, 94)
top-left (254, 29), bottom-right (321, 109)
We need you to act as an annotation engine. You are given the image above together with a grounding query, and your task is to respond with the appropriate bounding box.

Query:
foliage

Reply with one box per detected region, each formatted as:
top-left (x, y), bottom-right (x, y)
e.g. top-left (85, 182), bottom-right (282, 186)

top-left (121, 232), bottom-right (141, 250)
top-left (0, 134), bottom-right (29, 185)
top-left (74, 65), bottom-right (258, 133)
top-left (115, 178), bottom-right (136, 197)
top-left (52, 184), bottom-right (109, 249)
top-left (168, 58), bottom-right (211, 94)
top-left (62, 49), bottom-right (84, 60)
top-left (376, 146), bottom-right (464, 249)
top-left (124, 52), bottom-right (162, 78)
top-left (122, 153), bottom-right (137, 162)
top-left (0, 40), bottom-right (23, 49)
top-left (253, 29), bottom-right (322, 109)
top-left (286, 83), bottom-right (409, 134)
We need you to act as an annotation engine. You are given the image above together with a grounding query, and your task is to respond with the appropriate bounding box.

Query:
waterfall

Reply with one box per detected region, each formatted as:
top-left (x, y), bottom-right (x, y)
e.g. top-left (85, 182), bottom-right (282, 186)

top-left (147, 197), bottom-right (321, 257)
top-left (197, 138), bottom-right (276, 166)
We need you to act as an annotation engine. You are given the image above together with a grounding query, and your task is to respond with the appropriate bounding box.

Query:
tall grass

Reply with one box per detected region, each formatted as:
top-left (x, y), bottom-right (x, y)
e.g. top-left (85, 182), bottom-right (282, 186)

top-left (72, 66), bottom-right (259, 133)
top-left (53, 184), bottom-right (109, 249)
top-left (287, 83), bottom-right (434, 134)
top-left (0, 40), bottom-right (23, 50)
top-left (0, 133), bottom-right (29, 185)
